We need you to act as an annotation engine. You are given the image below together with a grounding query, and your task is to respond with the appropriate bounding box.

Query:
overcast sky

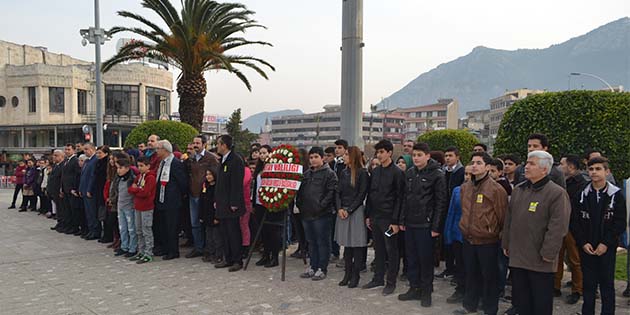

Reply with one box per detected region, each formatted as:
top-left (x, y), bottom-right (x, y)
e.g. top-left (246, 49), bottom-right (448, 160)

top-left (1, 0), bottom-right (628, 118)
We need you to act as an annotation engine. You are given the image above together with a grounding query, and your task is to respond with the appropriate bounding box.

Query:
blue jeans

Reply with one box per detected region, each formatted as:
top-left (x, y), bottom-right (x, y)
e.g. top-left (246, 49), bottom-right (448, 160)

top-left (302, 216), bottom-right (332, 273)
top-left (498, 246), bottom-right (509, 293)
top-left (82, 196), bottom-right (100, 236)
top-left (118, 208), bottom-right (137, 253)
top-left (189, 197), bottom-right (205, 251)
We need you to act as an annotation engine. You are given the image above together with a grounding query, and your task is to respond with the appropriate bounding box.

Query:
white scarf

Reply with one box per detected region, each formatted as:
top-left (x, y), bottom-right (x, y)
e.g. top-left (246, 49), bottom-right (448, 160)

top-left (158, 154), bottom-right (174, 203)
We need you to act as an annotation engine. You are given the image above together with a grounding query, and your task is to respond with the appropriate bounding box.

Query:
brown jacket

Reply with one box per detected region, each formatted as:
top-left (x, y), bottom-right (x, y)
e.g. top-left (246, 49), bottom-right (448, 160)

top-left (188, 151), bottom-right (219, 198)
top-left (459, 173), bottom-right (508, 245)
top-left (502, 176), bottom-right (570, 273)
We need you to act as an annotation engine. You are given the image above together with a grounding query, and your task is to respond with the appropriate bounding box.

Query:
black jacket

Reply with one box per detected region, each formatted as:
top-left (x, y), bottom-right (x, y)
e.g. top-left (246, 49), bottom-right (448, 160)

top-left (154, 157), bottom-right (189, 212)
top-left (61, 156), bottom-right (80, 193)
top-left (335, 167), bottom-right (369, 214)
top-left (329, 158), bottom-right (346, 180)
top-left (570, 182), bottom-right (627, 250)
top-left (215, 151), bottom-right (245, 219)
top-left (47, 163), bottom-right (63, 198)
top-left (445, 163), bottom-right (465, 199)
top-left (366, 161), bottom-right (405, 224)
top-left (297, 163), bottom-right (338, 220)
top-left (566, 173), bottom-right (587, 203)
top-left (94, 156), bottom-right (109, 207)
top-left (200, 181), bottom-right (217, 226)
top-left (401, 160), bottom-right (448, 231)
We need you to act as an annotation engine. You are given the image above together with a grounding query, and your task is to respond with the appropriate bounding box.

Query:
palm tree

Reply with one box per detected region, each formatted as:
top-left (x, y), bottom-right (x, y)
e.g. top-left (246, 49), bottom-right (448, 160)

top-left (103, 0), bottom-right (274, 131)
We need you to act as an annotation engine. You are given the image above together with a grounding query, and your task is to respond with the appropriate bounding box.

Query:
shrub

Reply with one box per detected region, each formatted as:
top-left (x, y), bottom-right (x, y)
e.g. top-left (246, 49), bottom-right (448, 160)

top-left (124, 120), bottom-right (198, 151)
top-left (417, 129), bottom-right (479, 164)
top-left (494, 90), bottom-right (630, 180)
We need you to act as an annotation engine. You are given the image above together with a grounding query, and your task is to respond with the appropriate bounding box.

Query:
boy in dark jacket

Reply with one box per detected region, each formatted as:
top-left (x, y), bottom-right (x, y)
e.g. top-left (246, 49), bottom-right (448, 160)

top-left (200, 168), bottom-right (224, 264)
top-left (363, 139), bottom-right (406, 295)
top-left (570, 157), bottom-right (626, 315)
top-left (297, 146), bottom-right (338, 281)
top-left (398, 143), bottom-right (447, 307)
top-left (128, 156), bottom-right (156, 264)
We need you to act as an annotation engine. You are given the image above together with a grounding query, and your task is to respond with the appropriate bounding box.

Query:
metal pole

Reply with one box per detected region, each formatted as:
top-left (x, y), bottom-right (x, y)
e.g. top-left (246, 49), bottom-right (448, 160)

top-left (340, 0), bottom-right (364, 147)
top-left (570, 72), bottom-right (615, 92)
top-left (94, 0), bottom-right (104, 146)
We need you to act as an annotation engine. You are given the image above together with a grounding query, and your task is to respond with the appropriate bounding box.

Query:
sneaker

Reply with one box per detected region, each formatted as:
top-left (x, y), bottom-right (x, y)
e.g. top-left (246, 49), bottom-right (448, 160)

top-left (300, 267), bottom-right (315, 279)
top-left (124, 252), bottom-right (137, 258)
top-left (446, 290), bottom-right (465, 304)
top-left (565, 292), bottom-right (580, 305)
top-left (137, 255), bottom-right (153, 264)
top-left (114, 249), bottom-right (128, 256)
top-left (398, 287), bottom-right (421, 301)
top-left (311, 269), bottom-right (327, 281)
top-left (129, 253), bottom-right (144, 261)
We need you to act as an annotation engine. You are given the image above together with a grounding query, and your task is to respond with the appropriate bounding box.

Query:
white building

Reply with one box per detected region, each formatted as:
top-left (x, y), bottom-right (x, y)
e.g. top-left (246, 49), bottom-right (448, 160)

top-left (0, 40), bottom-right (173, 153)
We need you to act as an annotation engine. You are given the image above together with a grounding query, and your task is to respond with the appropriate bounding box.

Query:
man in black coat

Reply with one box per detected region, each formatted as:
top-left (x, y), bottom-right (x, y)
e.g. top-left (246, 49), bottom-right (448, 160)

top-left (154, 140), bottom-right (189, 260)
top-left (214, 134), bottom-right (246, 272)
top-left (47, 150), bottom-right (64, 230)
top-left (60, 143), bottom-right (82, 235)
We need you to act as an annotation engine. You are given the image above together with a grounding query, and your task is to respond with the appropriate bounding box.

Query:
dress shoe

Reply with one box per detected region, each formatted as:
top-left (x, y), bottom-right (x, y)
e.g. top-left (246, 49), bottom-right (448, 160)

top-left (50, 225), bottom-right (59, 230)
top-left (214, 261), bottom-right (233, 269)
top-left (362, 280), bottom-right (384, 289)
top-left (264, 257), bottom-right (279, 268)
top-left (85, 234), bottom-right (99, 240)
top-left (64, 229), bottom-right (77, 235)
top-left (398, 287), bottom-right (422, 301)
top-left (420, 294), bottom-right (431, 307)
top-left (114, 249), bottom-right (128, 256)
top-left (98, 238), bottom-right (112, 244)
top-left (255, 255), bottom-right (270, 266)
top-left (185, 250), bottom-right (203, 259)
top-left (382, 284), bottom-right (396, 296)
top-left (228, 264), bottom-right (243, 272)
top-left (162, 254), bottom-right (180, 260)
top-left (8, 205), bottom-right (16, 209)
top-left (73, 230), bottom-right (83, 236)
top-left (18, 208), bottom-right (27, 212)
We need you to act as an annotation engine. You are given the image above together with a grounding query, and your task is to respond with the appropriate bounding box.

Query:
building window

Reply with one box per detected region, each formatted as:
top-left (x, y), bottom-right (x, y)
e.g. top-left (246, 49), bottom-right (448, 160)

top-left (426, 111), bottom-right (433, 118)
top-left (77, 89), bottom-right (87, 115)
top-left (146, 87), bottom-right (170, 120)
top-left (106, 85), bottom-right (139, 116)
top-left (49, 87), bottom-right (65, 113)
top-left (438, 110), bottom-right (446, 117)
top-left (28, 87), bottom-right (36, 113)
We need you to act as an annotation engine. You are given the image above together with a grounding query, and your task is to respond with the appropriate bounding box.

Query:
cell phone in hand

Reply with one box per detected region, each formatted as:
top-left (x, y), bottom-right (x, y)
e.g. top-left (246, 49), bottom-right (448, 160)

top-left (385, 226), bottom-right (394, 237)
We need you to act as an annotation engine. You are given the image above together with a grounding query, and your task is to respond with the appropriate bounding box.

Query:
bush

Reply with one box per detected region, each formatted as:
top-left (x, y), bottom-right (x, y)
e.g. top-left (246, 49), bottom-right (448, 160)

top-left (417, 129), bottom-right (479, 164)
top-left (494, 90), bottom-right (630, 180)
top-left (124, 120), bottom-right (198, 151)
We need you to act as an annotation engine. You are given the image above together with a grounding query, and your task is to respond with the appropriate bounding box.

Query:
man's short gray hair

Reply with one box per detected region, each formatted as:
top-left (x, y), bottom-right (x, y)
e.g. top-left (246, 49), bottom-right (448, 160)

top-left (78, 154), bottom-right (88, 161)
top-left (53, 149), bottom-right (64, 155)
top-left (157, 140), bottom-right (173, 153)
top-left (528, 150), bottom-right (554, 175)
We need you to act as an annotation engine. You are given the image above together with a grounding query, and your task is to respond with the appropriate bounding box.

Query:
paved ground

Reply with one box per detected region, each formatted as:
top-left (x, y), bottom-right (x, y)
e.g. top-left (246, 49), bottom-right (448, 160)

top-left (0, 189), bottom-right (628, 315)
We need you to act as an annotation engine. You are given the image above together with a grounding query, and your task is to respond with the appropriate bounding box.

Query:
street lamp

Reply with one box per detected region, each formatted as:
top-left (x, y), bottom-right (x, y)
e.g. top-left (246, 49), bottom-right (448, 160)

top-left (570, 72), bottom-right (615, 92)
top-left (80, 0), bottom-right (112, 146)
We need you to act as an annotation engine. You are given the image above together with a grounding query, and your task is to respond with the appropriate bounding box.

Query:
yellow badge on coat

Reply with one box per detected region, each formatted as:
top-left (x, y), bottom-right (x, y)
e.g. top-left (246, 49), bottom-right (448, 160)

top-left (528, 202), bottom-right (539, 212)
top-left (223, 165), bottom-right (228, 172)
top-left (476, 194), bottom-right (484, 203)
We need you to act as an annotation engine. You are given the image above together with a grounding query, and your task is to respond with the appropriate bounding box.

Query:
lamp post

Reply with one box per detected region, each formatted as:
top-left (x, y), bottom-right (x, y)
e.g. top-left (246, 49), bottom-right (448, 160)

top-left (570, 72), bottom-right (615, 92)
top-left (80, 0), bottom-right (111, 146)
top-left (340, 0), bottom-right (364, 147)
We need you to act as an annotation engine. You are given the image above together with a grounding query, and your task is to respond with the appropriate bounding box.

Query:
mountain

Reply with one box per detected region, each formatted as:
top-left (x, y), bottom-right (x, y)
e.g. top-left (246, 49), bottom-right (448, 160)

top-left (243, 109), bottom-right (304, 132)
top-left (379, 17), bottom-right (630, 115)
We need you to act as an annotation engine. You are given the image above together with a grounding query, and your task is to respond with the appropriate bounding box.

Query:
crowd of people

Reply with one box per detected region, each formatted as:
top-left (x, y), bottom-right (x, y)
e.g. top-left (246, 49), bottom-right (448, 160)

top-left (6, 132), bottom-right (630, 315)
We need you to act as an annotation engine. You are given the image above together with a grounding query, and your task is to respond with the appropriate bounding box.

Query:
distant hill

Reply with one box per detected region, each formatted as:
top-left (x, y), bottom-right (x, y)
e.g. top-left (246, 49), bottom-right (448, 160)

top-left (243, 109), bottom-right (304, 132)
top-left (378, 17), bottom-right (630, 115)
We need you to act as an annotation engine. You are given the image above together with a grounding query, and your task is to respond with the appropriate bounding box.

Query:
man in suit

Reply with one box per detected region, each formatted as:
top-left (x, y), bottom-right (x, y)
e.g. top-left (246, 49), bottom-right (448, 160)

top-left (214, 134), bottom-right (246, 272)
top-left (48, 150), bottom-right (64, 231)
top-left (79, 143), bottom-right (99, 240)
top-left (61, 143), bottom-right (82, 235)
top-left (154, 140), bottom-right (189, 260)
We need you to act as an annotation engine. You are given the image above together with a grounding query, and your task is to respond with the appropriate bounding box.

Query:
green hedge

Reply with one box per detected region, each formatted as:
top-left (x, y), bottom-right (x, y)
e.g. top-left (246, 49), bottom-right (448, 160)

top-left (124, 120), bottom-right (198, 151)
top-left (417, 129), bottom-right (479, 164)
top-left (494, 90), bottom-right (630, 180)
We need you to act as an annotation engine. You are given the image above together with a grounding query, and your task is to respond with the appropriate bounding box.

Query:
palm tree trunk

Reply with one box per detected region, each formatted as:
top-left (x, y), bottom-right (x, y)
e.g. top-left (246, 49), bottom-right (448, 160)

top-left (177, 75), bottom-right (207, 131)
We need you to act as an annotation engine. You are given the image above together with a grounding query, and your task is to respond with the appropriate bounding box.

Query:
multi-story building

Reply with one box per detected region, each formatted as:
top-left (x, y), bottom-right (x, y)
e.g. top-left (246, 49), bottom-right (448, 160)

top-left (393, 98), bottom-right (459, 140)
top-left (270, 105), bottom-right (405, 147)
top-left (488, 89), bottom-right (544, 138)
top-left (460, 109), bottom-right (490, 146)
top-left (0, 40), bottom-right (173, 153)
top-left (170, 112), bottom-right (228, 141)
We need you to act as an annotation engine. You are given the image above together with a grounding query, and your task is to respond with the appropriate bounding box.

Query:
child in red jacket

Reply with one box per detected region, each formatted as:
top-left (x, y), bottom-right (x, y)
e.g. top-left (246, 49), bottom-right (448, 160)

top-left (128, 156), bottom-right (156, 264)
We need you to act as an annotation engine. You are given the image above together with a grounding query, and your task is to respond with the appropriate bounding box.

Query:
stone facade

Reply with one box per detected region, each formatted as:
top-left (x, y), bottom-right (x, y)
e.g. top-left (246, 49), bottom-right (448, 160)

top-left (0, 40), bottom-right (173, 152)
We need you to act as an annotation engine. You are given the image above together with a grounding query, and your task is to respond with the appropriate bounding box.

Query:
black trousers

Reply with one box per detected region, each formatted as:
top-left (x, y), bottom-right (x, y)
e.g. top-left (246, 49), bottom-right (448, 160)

top-left (290, 212), bottom-right (307, 252)
top-left (511, 267), bottom-right (554, 315)
top-left (580, 248), bottom-right (617, 315)
top-left (63, 194), bottom-right (82, 231)
top-left (161, 207), bottom-right (180, 256)
top-left (405, 227), bottom-right (434, 294)
top-left (444, 242), bottom-right (456, 273)
top-left (372, 218), bottom-right (399, 285)
top-left (102, 210), bottom-right (117, 242)
top-left (462, 241), bottom-right (499, 315)
top-left (260, 206), bottom-right (284, 257)
top-left (220, 217), bottom-right (242, 264)
top-left (343, 246), bottom-right (367, 277)
top-left (452, 241), bottom-right (466, 293)
top-left (10, 184), bottom-right (23, 207)
top-left (153, 208), bottom-right (165, 253)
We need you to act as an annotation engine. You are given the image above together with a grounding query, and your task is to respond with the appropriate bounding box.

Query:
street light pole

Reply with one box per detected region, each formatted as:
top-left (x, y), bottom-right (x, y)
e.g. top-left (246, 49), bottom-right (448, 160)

top-left (570, 72), bottom-right (615, 92)
top-left (81, 0), bottom-right (110, 146)
top-left (340, 0), bottom-right (364, 147)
